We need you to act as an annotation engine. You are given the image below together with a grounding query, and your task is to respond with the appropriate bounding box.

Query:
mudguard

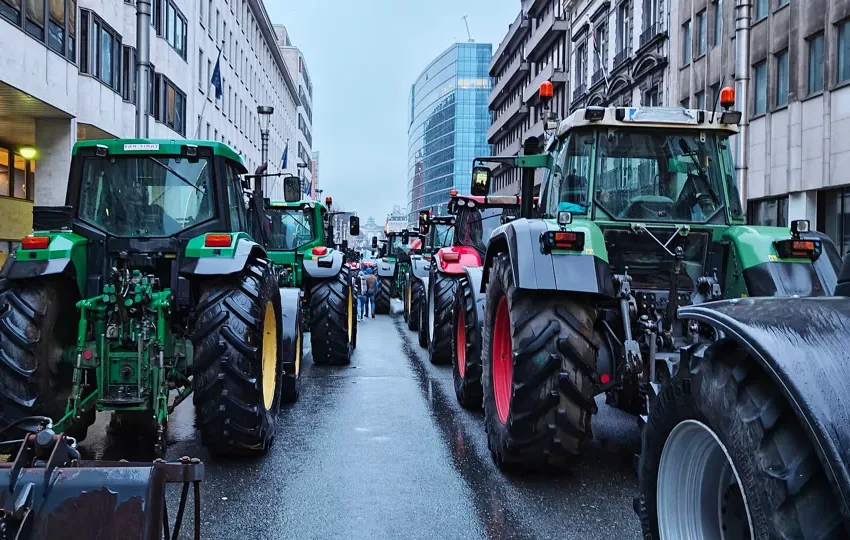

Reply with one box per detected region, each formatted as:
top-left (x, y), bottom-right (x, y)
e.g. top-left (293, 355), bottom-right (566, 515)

top-left (377, 258), bottom-right (396, 278)
top-left (0, 232), bottom-right (87, 293)
top-left (463, 266), bottom-right (485, 333)
top-left (434, 246), bottom-right (481, 275)
top-left (679, 297), bottom-right (850, 518)
top-left (181, 238), bottom-right (266, 276)
top-left (835, 245), bottom-right (850, 297)
top-left (303, 249), bottom-right (344, 279)
top-left (481, 218), bottom-right (614, 296)
top-left (410, 257), bottom-right (430, 281)
top-left (279, 287), bottom-right (301, 376)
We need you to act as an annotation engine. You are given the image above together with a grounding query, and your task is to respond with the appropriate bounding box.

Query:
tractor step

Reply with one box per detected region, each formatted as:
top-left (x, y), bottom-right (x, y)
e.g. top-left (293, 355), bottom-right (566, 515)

top-left (98, 398), bottom-right (147, 408)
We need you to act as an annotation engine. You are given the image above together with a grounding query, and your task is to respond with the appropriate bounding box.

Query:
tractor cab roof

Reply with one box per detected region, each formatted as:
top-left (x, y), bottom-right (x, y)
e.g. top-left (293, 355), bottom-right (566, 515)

top-left (268, 199), bottom-right (328, 211)
top-left (72, 139), bottom-right (248, 173)
top-left (556, 107), bottom-right (739, 140)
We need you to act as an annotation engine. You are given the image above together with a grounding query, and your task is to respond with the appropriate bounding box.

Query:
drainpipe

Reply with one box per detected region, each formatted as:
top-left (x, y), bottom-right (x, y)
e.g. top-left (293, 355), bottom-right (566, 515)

top-left (734, 0), bottom-right (752, 211)
top-left (136, 0), bottom-right (152, 138)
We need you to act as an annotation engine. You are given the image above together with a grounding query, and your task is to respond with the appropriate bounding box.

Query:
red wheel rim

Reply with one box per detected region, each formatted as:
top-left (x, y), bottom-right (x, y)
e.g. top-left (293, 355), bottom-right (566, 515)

top-left (492, 296), bottom-right (512, 424)
top-left (457, 308), bottom-right (466, 378)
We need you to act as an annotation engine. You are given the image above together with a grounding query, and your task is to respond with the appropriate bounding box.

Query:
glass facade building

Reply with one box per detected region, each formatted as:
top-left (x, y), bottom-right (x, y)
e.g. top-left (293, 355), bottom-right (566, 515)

top-left (407, 43), bottom-right (493, 223)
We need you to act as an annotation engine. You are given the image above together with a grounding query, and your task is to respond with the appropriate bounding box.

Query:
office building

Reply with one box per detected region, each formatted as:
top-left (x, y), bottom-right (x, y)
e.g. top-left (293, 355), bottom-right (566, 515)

top-left (489, 0), bottom-right (569, 194)
top-left (310, 150), bottom-right (319, 198)
top-left (0, 0), bottom-right (300, 263)
top-left (385, 205), bottom-right (408, 234)
top-left (275, 24), bottom-right (313, 191)
top-left (407, 42), bottom-right (493, 222)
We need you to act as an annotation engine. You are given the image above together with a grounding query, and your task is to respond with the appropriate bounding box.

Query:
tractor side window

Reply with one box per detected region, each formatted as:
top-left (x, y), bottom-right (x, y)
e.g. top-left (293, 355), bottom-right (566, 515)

top-left (456, 207), bottom-right (502, 254)
top-left (548, 131), bottom-right (593, 217)
top-left (226, 165), bottom-right (247, 231)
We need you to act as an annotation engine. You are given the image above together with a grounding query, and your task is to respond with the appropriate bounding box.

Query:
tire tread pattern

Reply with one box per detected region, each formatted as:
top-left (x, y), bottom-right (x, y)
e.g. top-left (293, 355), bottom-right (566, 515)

top-left (309, 268), bottom-right (352, 365)
top-left (451, 276), bottom-right (483, 409)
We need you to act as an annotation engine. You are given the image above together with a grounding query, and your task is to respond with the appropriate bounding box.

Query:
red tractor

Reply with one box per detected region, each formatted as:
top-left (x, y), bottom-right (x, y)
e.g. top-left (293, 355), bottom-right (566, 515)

top-left (417, 193), bottom-right (522, 374)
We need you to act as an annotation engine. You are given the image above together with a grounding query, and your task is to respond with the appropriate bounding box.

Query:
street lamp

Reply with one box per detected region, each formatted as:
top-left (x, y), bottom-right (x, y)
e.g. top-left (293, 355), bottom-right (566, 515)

top-left (257, 105), bottom-right (274, 167)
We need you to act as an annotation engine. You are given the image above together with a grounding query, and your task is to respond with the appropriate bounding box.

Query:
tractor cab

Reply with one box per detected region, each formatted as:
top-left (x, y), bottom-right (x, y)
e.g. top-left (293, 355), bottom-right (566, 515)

top-left (263, 199), bottom-right (327, 288)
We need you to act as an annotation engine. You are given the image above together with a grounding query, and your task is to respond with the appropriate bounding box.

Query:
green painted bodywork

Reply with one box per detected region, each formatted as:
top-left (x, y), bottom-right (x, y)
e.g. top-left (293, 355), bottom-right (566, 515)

top-left (185, 231), bottom-right (257, 258)
top-left (15, 232), bottom-right (88, 294)
top-left (265, 200), bottom-right (329, 290)
top-left (73, 138), bottom-right (246, 171)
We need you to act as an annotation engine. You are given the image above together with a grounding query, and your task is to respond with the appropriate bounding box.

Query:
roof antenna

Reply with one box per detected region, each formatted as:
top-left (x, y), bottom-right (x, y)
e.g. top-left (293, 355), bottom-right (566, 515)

top-left (462, 16), bottom-right (474, 42)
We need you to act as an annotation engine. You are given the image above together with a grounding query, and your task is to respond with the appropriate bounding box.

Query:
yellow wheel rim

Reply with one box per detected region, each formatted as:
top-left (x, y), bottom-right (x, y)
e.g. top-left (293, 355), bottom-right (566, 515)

top-left (295, 328), bottom-right (302, 377)
top-left (348, 289), bottom-right (354, 341)
top-left (407, 283), bottom-right (412, 314)
top-left (261, 302), bottom-right (278, 410)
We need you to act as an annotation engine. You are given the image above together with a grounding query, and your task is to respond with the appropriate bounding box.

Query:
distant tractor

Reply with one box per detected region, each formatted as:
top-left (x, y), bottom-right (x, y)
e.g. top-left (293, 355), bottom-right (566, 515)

top-left (403, 213), bottom-right (455, 332)
top-left (263, 179), bottom-right (359, 370)
top-left (374, 231), bottom-right (414, 314)
top-left (0, 139), bottom-right (299, 457)
top-left (464, 83), bottom-right (850, 537)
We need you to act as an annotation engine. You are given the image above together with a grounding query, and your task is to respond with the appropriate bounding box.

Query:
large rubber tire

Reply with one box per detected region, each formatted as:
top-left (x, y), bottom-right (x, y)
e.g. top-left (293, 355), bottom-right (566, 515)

top-left (309, 268), bottom-right (353, 365)
top-left (638, 339), bottom-right (847, 539)
top-left (482, 254), bottom-right (598, 471)
top-left (417, 284), bottom-right (429, 349)
top-left (451, 276), bottom-right (483, 409)
top-left (427, 271), bottom-right (458, 365)
top-left (280, 313), bottom-right (303, 404)
top-left (191, 259), bottom-right (282, 456)
top-left (375, 277), bottom-right (392, 315)
top-left (0, 279), bottom-right (94, 442)
top-left (407, 279), bottom-right (423, 331)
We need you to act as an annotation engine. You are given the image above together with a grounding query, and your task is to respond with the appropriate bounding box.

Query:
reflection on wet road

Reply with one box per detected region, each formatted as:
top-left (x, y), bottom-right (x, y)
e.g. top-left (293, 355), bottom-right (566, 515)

top-left (80, 300), bottom-right (642, 539)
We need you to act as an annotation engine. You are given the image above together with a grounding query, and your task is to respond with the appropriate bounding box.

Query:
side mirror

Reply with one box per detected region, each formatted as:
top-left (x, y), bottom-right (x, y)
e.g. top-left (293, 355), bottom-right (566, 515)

top-left (349, 216), bottom-right (360, 236)
top-left (371, 236), bottom-right (378, 249)
top-left (283, 176), bottom-right (301, 203)
top-left (401, 231), bottom-right (410, 244)
top-left (418, 210), bottom-right (430, 234)
top-left (471, 166), bottom-right (491, 197)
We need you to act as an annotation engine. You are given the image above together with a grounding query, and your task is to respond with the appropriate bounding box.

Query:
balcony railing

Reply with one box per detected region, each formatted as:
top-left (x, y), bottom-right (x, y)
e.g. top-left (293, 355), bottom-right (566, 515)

top-left (639, 22), bottom-right (663, 48)
top-left (591, 68), bottom-right (606, 87)
top-left (613, 48), bottom-right (631, 68)
top-left (488, 55), bottom-right (530, 107)
top-left (573, 84), bottom-right (587, 102)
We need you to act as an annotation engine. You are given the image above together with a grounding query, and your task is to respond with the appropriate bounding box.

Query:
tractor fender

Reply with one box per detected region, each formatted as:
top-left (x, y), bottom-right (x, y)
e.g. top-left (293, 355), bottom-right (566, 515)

top-left (302, 249), bottom-right (344, 280)
top-left (410, 257), bottom-right (430, 281)
top-left (377, 259), bottom-right (396, 278)
top-left (181, 238), bottom-right (267, 276)
top-left (679, 296), bottom-right (850, 517)
top-left (481, 219), bottom-right (614, 296)
top-left (463, 266), bottom-right (486, 332)
top-left (278, 287), bottom-right (301, 374)
top-left (434, 246), bottom-right (481, 275)
top-left (0, 232), bottom-right (87, 294)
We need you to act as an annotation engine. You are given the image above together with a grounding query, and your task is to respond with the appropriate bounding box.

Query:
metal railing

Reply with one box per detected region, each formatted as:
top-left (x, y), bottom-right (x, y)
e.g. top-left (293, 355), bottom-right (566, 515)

top-left (573, 84), bottom-right (587, 102)
top-left (591, 68), bottom-right (606, 87)
top-left (640, 22), bottom-right (662, 48)
top-left (613, 48), bottom-right (630, 67)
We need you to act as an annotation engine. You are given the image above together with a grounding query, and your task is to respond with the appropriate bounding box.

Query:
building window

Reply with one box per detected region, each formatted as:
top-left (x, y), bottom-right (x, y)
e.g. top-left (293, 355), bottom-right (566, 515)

top-left (165, 1), bottom-right (187, 59)
top-left (47, 0), bottom-right (66, 54)
top-left (616, 1), bottom-right (631, 55)
top-left (818, 188), bottom-right (850, 257)
top-left (748, 197), bottom-right (787, 227)
top-left (695, 90), bottom-right (706, 110)
top-left (808, 33), bottom-right (824, 94)
top-left (0, 0), bottom-right (22, 26)
top-left (0, 148), bottom-right (35, 201)
top-left (777, 0), bottom-right (789, 6)
top-left (643, 86), bottom-right (660, 106)
top-left (775, 49), bottom-right (788, 107)
top-left (198, 49), bottom-right (204, 91)
top-left (753, 61), bottom-right (767, 115)
top-left (162, 78), bottom-right (186, 135)
top-left (682, 20), bottom-right (692, 65)
top-left (712, 0), bottom-right (723, 47)
top-left (206, 59), bottom-right (212, 98)
top-left (755, 0), bottom-right (767, 20)
top-left (121, 45), bottom-right (136, 103)
top-left (710, 83), bottom-right (720, 109)
top-left (80, 10), bottom-right (122, 93)
top-left (2, 0), bottom-right (75, 61)
top-left (839, 20), bottom-right (850, 84)
top-left (151, 0), bottom-right (162, 35)
top-left (696, 10), bottom-right (707, 56)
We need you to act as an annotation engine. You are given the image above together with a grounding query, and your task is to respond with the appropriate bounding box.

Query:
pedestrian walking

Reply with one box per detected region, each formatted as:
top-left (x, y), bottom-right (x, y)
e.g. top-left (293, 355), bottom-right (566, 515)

top-left (364, 267), bottom-right (378, 318)
top-left (357, 268), bottom-right (368, 321)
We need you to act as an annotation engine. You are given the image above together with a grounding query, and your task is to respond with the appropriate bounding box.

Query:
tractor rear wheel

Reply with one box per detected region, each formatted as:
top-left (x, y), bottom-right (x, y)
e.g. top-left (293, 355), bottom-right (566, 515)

top-left (280, 308), bottom-right (303, 404)
top-left (451, 276), bottom-right (483, 409)
top-left (407, 279), bottom-right (423, 331)
top-left (417, 285), bottom-right (429, 349)
top-left (309, 268), bottom-right (353, 365)
top-left (482, 254), bottom-right (597, 471)
top-left (375, 277), bottom-right (392, 314)
top-left (192, 258), bottom-right (282, 456)
top-left (638, 339), bottom-right (847, 539)
top-left (0, 279), bottom-right (94, 441)
top-left (427, 272), bottom-right (458, 365)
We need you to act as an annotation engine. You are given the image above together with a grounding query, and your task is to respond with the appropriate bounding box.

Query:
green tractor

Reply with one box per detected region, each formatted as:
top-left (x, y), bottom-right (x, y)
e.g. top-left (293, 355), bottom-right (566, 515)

top-left (0, 139), bottom-right (300, 457)
top-left (262, 182), bottom-right (359, 368)
top-left (373, 230), bottom-right (416, 314)
top-left (402, 214), bottom-right (456, 331)
top-left (462, 89), bottom-right (850, 536)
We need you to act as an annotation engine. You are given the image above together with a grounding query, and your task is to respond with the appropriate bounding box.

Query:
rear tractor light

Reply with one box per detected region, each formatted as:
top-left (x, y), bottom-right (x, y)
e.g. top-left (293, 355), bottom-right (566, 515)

top-left (21, 235), bottom-right (50, 250)
top-left (540, 231), bottom-right (585, 253)
top-left (312, 246), bottom-right (328, 256)
top-left (204, 234), bottom-right (232, 248)
top-left (442, 252), bottom-right (460, 262)
top-left (774, 239), bottom-right (822, 261)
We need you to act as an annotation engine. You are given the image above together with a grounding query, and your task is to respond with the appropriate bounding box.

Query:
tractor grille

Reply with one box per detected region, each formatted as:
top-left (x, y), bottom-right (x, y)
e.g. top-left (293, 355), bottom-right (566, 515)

top-left (602, 227), bottom-right (710, 291)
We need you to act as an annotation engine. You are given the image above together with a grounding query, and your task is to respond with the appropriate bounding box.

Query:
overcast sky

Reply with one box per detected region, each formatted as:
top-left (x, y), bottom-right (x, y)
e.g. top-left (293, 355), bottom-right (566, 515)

top-left (266, 1), bottom-right (518, 223)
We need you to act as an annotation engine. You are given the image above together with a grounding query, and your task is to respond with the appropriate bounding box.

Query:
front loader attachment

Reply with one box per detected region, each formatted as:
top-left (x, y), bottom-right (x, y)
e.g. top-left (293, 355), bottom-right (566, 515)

top-left (679, 296), bottom-right (850, 519)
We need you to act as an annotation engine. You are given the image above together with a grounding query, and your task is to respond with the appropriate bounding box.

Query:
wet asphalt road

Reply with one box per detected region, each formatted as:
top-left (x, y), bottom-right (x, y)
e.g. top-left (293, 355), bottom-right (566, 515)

top-left (81, 300), bottom-right (643, 539)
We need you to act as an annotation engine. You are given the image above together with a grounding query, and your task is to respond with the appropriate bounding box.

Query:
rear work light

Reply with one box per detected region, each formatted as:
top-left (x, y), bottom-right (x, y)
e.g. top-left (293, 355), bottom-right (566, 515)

top-left (442, 252), bottom-right (460, 262)
top-left (312, 246), bottom-right (328, 256)
top-left (540, 231), bottom-right (585, 253)
top-left (774, 239), bottom-right (822, 261)
top-left (21, 236), bottom-right (50, 250)
top-left (204, 234), bottom-right (232, 248)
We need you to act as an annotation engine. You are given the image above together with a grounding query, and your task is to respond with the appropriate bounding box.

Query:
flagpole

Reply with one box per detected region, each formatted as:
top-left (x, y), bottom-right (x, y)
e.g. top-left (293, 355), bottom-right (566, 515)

top-left (195, 46), bottom-right (223, 139)
top-left (592, 30), bottom-right (610, 95)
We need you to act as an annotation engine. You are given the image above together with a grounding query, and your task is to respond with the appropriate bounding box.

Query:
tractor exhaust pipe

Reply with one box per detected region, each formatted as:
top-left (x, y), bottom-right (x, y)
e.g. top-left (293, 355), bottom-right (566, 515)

top-left (520, 137), bottom-right (540, 219)
top-left (135, 0), bottom-right (151, 138)
top-left (734, 0), bottom-right (752, 211)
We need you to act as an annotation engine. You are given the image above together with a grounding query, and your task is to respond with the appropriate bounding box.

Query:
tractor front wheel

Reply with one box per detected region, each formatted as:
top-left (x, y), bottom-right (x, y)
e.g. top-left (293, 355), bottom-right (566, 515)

top-left (451, 276), bottom-right (482, 409)
top-left (407, 279), bottom-right (423, 331)
top-left (192, 259), bottom-right (282, 456)
top-left (417, 284), bottom-right (429, 349)
top-left (309, 268), bottom-right (353, 365)
top-left (638, 340), bottom-right (846, 539)
top-left (0, 279), bottom-right (94, 441)
top-left (427, 272), bottom-right (458, 365)
top-left (375, 277), bottom-right (392, 314)
top-left (482, 254), bottom-right (597, 471)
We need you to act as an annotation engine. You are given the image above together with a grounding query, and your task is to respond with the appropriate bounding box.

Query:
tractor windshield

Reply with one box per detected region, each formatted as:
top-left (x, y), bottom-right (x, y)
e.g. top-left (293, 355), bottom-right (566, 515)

top-left (456, 207), bottom-right (503, 254)
top-left (550, 128), bottom-right (743, 223)
top-left (266, 208), bottom-right (315, 250)
top-left (388, 236), bottom-right (409, 257)
top-left (78, 156), bottom-right (214, 237)
top-left (431, 224), bottom-right (454, 249)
